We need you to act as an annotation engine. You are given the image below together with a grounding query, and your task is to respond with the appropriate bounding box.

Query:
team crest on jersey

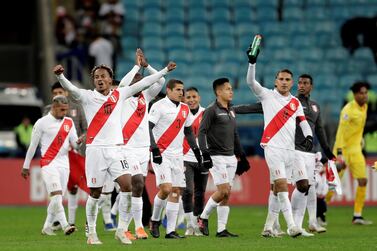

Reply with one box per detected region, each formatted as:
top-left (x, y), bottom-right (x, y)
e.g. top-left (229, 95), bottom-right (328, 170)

top-left (182, 110), bottom-right (187, 118)
top-left (64, 124), bottom-right (70, 132)
top-left (343, 113), bottom-right (349, 120)
top-left (311, 104), bottom-right (318, 112)
top-left (290, 102), bottom-right (296, 111)
top-left (230, 111), bottom-right (235, 118)
top-left (139, 97), bottom-right (145, 105)
top-left (110, 95), bottom-right (117, 103)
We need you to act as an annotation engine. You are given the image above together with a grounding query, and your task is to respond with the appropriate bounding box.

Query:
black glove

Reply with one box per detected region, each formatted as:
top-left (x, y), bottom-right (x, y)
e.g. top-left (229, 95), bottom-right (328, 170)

top-left (236, 154), bottom-right (251, 176)
top-left (151, 147), bottom-right (162, 164)
top-left (193, 148), bottom-right (202, 167)
top-left (202, 152), bottom-right (213, 169)
top-left (246, 47), bottom-right (260, 64)
top-left (302, 135), bottom-right (313, 152)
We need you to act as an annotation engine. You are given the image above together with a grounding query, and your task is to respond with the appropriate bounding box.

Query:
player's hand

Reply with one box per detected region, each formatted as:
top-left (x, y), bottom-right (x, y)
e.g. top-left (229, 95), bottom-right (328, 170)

top-left (21, 168), bottom-right (30, 179)
top-left (236, 153), bottom-right (251, 176)
top-left (151, 147), bottom-right (162, 165)
top-left (167, 61), bottom-right (176, 72)
top-left (137, 48), bottom-right (148, 67)
top-left (302, 135), bottom-right (313, 152)
top-left (53, 65), bottom-right (65, 75)
top-left (192, 148), bottom-right (202, 167)
top-left (202, 152), bottom-right (213, 169)
top-left (246, 48), bottom-right (260, 64)
top-left (335, 149), bottom-right (346, 171)
top-left (76, 134), bottom-right (86, 144)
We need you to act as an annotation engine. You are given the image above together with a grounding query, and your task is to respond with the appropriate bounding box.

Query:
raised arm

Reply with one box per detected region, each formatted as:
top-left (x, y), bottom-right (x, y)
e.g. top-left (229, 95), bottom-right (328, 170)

top-left (54, 65), bottom-right (82, 100)
top-left (246, 63), bottom-right (266, 97)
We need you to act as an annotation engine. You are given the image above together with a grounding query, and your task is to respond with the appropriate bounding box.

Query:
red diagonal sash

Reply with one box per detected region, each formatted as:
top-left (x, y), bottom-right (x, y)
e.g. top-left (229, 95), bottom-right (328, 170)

top-left (40, 118), bottom-right (73, 167)
top-left (86, 90), bottom-right (120, 144)
top-left (122, 93), bottom-right (146, 145)
top-left (183, 110), bottom-right (203, 155)
top-left (157, 104), bottom-right (189, 154)
top-left (261, 98), bottom-right (300, 144)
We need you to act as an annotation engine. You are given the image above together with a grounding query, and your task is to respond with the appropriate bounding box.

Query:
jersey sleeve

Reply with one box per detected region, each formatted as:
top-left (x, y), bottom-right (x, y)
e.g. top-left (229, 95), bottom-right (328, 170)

top-left (118, 65), bottom-right (140, 87)
top-left (23, 120), bottom-right (43, 169)
top-left (198, 106), bottom-right (215, 153)
top-left (184, 107), bottom-right (195, 127)
top-left (56, 74), bottom-right (88, 103)
top-left (69, 120), bottom-right (79, 149)
top-left (334, 106), bottom-right (352, 151)
top-left (297, 102), bottom-right (312, 137)
top-left (246, 63), bottom-right (268, 99)
top-left (143, 64), bottom-right (166, 101)
top-left (148, 102), bottom-right (161, 124)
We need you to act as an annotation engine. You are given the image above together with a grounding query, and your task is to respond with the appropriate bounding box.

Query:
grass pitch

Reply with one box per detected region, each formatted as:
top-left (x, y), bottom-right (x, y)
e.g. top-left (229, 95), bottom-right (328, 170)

top-left (0, 206), bottom-right (376, 251)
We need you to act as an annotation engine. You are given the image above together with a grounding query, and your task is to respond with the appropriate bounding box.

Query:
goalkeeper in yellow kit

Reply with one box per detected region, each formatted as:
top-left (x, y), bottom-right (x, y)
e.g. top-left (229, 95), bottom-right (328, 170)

top-left (329, 81), bottom-right (372, 225)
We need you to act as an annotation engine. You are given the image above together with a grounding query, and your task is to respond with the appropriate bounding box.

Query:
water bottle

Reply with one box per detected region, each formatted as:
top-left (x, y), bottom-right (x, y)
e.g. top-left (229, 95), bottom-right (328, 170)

top-left (248, 34), bottom-right (262, 58)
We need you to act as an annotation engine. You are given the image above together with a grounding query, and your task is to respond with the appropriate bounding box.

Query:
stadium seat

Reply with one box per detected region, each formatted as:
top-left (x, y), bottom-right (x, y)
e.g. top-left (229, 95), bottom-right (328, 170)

top-left (284, 6), bottom-right (303, 21)
top-left (235, 23), bottom-right (260, 37)
top-left (257, 6), bottom-right (278, 21)
top-left (325, 47), bottom-right (349, 60)
top-left (366, 74), bottom-right (377, 85)
top-left (234, 8), bottom-right (257, 23)
top-left (141, 36), bottom-right (163, 51)
top-left (165, 36), bottom-right (187, 51)
top-left (214, 35), bottom-right (236, 49)
top-left (211, 7), bottom-right (231, 22)
top-left (165, 8), bottom-right (185, 23)
top-left (164, 23), bottom-right (185, 37)
top-left (189, 37), bottom-right (212, 50)
top-left (168, 49), bottom-right (191, 63)
top-left (264, 35), bottom-right (288, 49)
top-left (212, 22), bottom-right (234, 37)
top-left (191, 49), bottom-right (215, 64)
top-left (188, 22), bottom-right (210, 37)
top-left (188, 7), bottom-right (208, 22)
top-left (256, 0), bottom-right (278, 7)
top-left (142, 0), bottom-right (162, 9)
top-left (141, 23), bottom-right (163, 36)
top-left (260, 21), bottom-right (284, 36)
top-left (143, 8), bottom-right (163, 23)
top-left (164, 0), bottom-right (185, 8)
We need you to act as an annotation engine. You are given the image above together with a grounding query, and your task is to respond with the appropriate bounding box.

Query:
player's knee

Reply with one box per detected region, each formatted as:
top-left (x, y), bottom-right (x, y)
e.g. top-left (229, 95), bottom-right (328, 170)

top-left (358, 178), bottom-right (367, 186)
top-left (160, 185), bottom-right (172, 196)
top-left (90, 188), bottom-right (102, 199)
top-left (218, 188), bottom-right (230, 200)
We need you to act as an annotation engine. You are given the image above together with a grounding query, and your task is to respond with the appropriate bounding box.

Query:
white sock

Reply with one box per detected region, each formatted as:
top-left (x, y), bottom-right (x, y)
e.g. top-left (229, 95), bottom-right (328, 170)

top-left (291, 188), bottom-right (307, 229)
top-left (51, 194), bottom-right (69, 229)
top-left (43, 197), bottom-right (56, 229)
top-left (200, 197), bottom-right (219, 219)
top-left (86, 196), bottom-right (99, 234)
top-left (264, 191), bottom-right (279, 230)
top-left (151, 195), bottom-right (167, 221)
top-left (278, 192), bottom-right (296, 229)
top-left (132, 196), bottom-right (143, 229)
top-left (307, 185), bottom-right (317, 225)
top-left (166, 201), bottom-right (179, 234)
top-left (110, 193), bottom-right (120, 216)
top-left (67, 192), bottom-right (78, 225)
top-left (99, 194), bottom-right (112, 224)
top-left (185, 212), bottom-right (194, 228)
top-left (217, 206), bottom-right (230, 233)
top-left (117, 192), bottom-right (132, 231)
top-left (177, 197), bottom-right (185, 225)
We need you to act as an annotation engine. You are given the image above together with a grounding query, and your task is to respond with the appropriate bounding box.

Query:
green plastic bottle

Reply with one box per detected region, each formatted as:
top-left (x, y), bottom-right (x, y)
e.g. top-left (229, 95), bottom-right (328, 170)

top-left (249, 34), bottom-right (262, 57)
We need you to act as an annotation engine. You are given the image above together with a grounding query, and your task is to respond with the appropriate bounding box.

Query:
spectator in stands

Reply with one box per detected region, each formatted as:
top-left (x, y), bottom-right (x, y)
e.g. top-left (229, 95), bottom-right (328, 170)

top-left (88, 31), bottom-right (114, 70)
top-left (75, 0), bottom-right (100, 46)
top-left (98, 0), bottom-right (124, 71)
top-left (14, 117), bottom-right (33, 157)
top-left (55, 6), bottom-right (79, 48)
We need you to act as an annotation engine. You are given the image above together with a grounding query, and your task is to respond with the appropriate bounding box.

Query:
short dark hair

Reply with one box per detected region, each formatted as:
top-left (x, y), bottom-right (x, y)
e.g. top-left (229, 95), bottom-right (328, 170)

top-left (166, 79), bottom-right (184, 90)
top-left (51, 81), bottom-right (63, 92)
top-left (52, 95), bottom-right (68, 105)
top-left (185, 87), bottom-right (199, 93)
top-left (91, 64), bottom-right (114, 79)
top-left (350, 81), bottom-right (370, 93)
top-left (275, 69), bottom-right (293, 79)
top-left (212, 78), bottom-right (229, 95)
top-left (299, 74), bottom-right (313, 85)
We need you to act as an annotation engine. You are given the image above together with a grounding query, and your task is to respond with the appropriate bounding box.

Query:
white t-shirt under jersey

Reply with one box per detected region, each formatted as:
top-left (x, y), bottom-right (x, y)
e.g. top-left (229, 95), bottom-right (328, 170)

top-left (23, 113), bottom-right (78, 169)
top-left (149, 97), bottom-right (194, 157)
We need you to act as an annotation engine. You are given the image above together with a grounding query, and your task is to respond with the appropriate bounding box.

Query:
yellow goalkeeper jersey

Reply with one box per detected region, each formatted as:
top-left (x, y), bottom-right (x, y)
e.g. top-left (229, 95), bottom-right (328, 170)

top-left (333, 100), bottom-right (367, 153)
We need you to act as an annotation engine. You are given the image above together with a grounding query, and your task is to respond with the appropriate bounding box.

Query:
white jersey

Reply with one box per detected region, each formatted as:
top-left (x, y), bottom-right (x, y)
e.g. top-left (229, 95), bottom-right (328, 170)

top-left (23, 113), bottom-right (78, 169)
top-left (183, 106), bottom-right (205, 162)
top-left (149, 97), bottom-right (194, 157)
top-left (120, 65), bottom-right (165, 149)
top-left (246, 63), bottom-right (312, 150)
top-left (56, 66), bottom-right (168, 146)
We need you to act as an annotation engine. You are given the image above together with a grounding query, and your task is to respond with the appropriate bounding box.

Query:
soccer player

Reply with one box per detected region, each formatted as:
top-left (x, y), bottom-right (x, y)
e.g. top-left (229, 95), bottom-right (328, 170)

top-left (329, 82), bottom-right (372, 225)
top-left (182, 87), bottom-right (207, 236)
top-left (197, 78), bottom-right (248, 238)
top-left (21, 95), bottom-right (77, 236)
top-left (246, 42), bottom-right (313, 238)
top-left (43, 82), bottom-right (88, 231)
top-left (53, 58), bottom-right (176, 245)
top-left (116, 49), bottom-right (166, 239)
top-left (149, 79), bottom-right (201, 239)
top-left (290, 74), bottom-right (336, 235)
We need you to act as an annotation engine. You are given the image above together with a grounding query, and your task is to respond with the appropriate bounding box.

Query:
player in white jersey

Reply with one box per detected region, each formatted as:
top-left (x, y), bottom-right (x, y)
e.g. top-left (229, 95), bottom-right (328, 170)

top-left (110, 49), bottom-right (166, 240)
top-left (181, 87), bottom-right (207, 236)
top-left (149, 79), bottom-right (202, 239)
top-left (53, 56), bottom-right (176, 245)
top-left (21, 96), bottom-right (77, 236)
top-left (246, 39), bottom-right (313, 238)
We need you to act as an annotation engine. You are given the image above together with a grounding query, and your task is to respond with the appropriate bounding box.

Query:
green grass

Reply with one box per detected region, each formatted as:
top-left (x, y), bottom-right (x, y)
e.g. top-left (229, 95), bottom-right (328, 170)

top-left (0, 206), bottom-right (376, 251)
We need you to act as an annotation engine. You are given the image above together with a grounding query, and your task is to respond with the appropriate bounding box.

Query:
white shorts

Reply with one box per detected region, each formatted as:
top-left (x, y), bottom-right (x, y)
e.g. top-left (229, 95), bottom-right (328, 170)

top-left (152, 154), bottom-right (185, 188)
top-left (86, 146), bottom-right (131, 188)
top-left (123, 146), bottom-right (149, 177)
top-left (210, 155), bottom-right (237, 186)
top-left (294, 150), bottom-right (314, 184)
top-left (41, 165), bottom-right (69, 194)
top-left (102, 174), bottom-right (115, 193)
top-left (264, 146), bottom-right (296, 183)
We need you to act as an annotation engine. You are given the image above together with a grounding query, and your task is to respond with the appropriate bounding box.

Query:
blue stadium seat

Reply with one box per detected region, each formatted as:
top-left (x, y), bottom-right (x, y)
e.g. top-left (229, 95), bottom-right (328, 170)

top-left (123, 1), bottom-right (140, 10)
top-left (260, 22), bottom-right (284, 36)
top-left (218, 49), bottom-right (240, 64)
top-left (141, 36), bottom-right (164, 51)
top-left (121, 37), bottom-right (139, 51)
top-left (165, 8), bottom-right (185, 23)
top-left (214, 62), bottom-right (239, 79)
top-left (168, 49), bottom-right (191, 63)
top-left (257, 6), bottom-right (278, 21)
top-left (164, 0), bottom-right (185, 8)
top-left (284, 7), bottom-right (303, 21)
top-left (305, 6), bottom-right (330, 20)
top-left (331, 6), bottom-right (351, 20)
top-left (141, 23), bottom-right (163, 36)
top-left (291, 35), bottom-right (315, 48)
top-left (264, 35), bottom-right (288, 49)
top-left (125, 8), bottom-right (140, 23)
top-left (204, 0), bottom-right (230, 8)
top-left (339, 74), bottom-right (364, 88)
top-left (214, 35), bottom-right (236, 49)
top-left (366, 74), bottom-right (377, 85)
top-left (325, 47), bottom-right (349, 61)
top-left (256, 0), bottom-right (278, 7)
top-left (212, 22), bottom-right (234, 36)
top-left (188, 7), bottom-right (208, 22)
top-left (298, 48), bottom-right (324, 61)
top-left (315, 74), bottom-right (339, 88)
top-left (191, 49), bottom-right (216, 64)
top-left (353, 48), bottom-right (375, 61)
top-left (234, 0), bottom-right (254, 8)
top-left (122, 21), bottom-right (139, 36)
top-left (190, 63), bottom-right (213, 76)
top-left (211, 7), bottom-right (231, 22)
top-left (165, 36), bottom-right (187, 51)
top-left (188, 22), bottom-right (210, 37)
top-left (141, 0), bottom-right (163, 9)
top-left (143, 8), bottom-right (163, 23)
top-left (189, 37), bottom-right (212, 50)
top-left (164, 23), bottom-right (185, 37)
top-left (235, 23), bottom-right (260, 37)
top-left (234, 8), bottom-right (256, 23)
